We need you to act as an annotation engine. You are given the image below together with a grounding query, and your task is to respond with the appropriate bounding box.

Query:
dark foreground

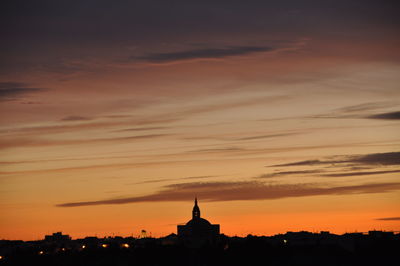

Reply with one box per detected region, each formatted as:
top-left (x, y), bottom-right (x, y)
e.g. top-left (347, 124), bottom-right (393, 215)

top-left (1, 232), bottom-right (399, 266)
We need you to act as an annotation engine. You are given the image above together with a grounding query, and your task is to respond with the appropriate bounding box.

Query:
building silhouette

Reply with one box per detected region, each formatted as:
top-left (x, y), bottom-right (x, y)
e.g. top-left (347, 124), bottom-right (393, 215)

top-left (44, 232), bottom-right (71, 243)
top-left (177, 197), bottom-right (220, 247)
top-left (1, 229), bottom-right (399, 265)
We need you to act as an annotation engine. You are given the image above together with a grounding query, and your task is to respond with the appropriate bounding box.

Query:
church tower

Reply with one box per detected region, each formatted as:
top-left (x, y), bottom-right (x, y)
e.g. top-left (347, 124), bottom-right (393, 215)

top-left (177, 197), bottom-right (220, 247)
top-left (192, 197), bottom-right (201, 219)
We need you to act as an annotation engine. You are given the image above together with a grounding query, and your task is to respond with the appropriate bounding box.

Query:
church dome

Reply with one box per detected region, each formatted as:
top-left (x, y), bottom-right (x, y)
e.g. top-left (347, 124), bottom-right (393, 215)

top-left (177, 198), bottom-right (220, 245)
top-left (186, 217), bottom-right (212, 227)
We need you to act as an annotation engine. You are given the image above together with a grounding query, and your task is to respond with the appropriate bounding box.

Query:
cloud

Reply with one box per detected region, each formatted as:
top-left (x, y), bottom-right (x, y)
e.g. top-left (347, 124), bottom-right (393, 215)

top-left (131, 175), bottom-right (215, 185)
top-left (234, 133), bottom-right (299, 141)
top-left (258, 170), bottom-right (324, 178)
top-left (0, 82), bottom-right (25, 89)
top-left (0, 117), bottom-right (179, 136)
top-left (322, 170), bottom-right (400, 177)
top-left (133, 46), bottom-right (274, 63)
top-left (174, 95), bottom-right (289, 120)
top-left (181, 175), bottom-right (215, 180)
top-left (116, 126), bottom-right (168, 132)
top-left (272, 160), bottom-right (332, 167)
top-left (260, 165), bottom-right (400, 179)
top-left (185, 132), bottom-right (300, 142)
top-left (336, 102), bottom-right (394, 114)
top-left (367, 111), bottom-right (400, 120)
top-left (61, 116), bottom-right (93, 121)
top-left (187, 147), bottom-right (245, 154)
top-left (2, 95), bottom-right (286, 137)
top-left (0, 134), bottom-right (170, 150)
top-left (0, 82), bottom-right (47, 101)
top-left (354, 152), bottom-right (400, 165)
top-left (310, 102), bottom-right (397, 120)
top-left (56, 181), bottom-right (400, 207)
top-left (375, 217), bottom-right (400, 221)
top-left (272, 152), bottom-right (400, 167)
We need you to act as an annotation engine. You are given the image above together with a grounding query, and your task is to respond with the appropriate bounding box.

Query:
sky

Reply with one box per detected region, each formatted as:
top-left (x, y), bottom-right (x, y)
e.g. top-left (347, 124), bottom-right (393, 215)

top-left (0, 0), bottom-right (399, 240)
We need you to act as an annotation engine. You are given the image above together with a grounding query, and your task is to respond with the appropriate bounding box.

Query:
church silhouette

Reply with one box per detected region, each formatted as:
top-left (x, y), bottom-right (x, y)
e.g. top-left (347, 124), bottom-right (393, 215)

top-left (177, 198), bottom-right (220, 247)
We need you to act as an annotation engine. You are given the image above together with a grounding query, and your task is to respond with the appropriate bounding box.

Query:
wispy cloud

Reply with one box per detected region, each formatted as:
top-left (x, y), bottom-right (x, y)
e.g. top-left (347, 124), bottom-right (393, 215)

top-left (258, 170), bottom-right (324, 178)
top-left (350, 152), bottom-right (400, 165)
top-left (310, 102), bottom-right (398, 120)
top-left (181, 175), bottom-right (215, 180)
top-left (0, 82), bottom-right (47, 101)
top-left (0, 117), bottom-right (179, 136)
top-left (336, 102), bottom-right (394, 114)
top-left (322, 170), bottom-right (400, 177)
top-left (259, 167), bottom-right (400, 179)
top-left (1, 95), bottom-right (287, 137)
top-left (3, 143), bottom-right (395, 174)
top-left (61, 116), bottom-right (93, 122)
top-left (132, 175), bottom-right (215, 185)
top-left (133, 46), bottom-right (274, 63)
top-left (115, 126), bottom-right (169, 132)
top-left (367, 111), bottom-right (400, 120)
top-left (234, 132), bottom-right (299, 141)
top-left (375, 217), bottom-right (400, 221)
top-left (272, 159), bottom-right (338, 167)
top-left (183, 130), bottom-right (302, 144)
top-left (187, 147), bottom-right (245, 154)
top-left (0, 134), bottom-right (170, 150)
top-left (177, 95), bottom-right (289, 117)
top-left (271, 152), bottom-right (400, 167)
top-left (56, 181), bottom-right (400, 207)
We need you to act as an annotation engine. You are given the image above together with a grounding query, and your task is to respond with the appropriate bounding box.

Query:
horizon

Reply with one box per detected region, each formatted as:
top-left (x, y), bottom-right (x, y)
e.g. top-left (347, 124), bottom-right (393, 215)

top-left (1, 1), bottom-right (399, 241)
top-left (4, 227), bottom-right (400, 242)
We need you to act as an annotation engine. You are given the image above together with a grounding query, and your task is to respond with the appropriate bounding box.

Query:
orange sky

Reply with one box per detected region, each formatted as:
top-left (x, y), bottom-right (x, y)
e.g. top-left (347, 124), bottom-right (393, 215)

top-left (0, 1), bottom-right (399, 240)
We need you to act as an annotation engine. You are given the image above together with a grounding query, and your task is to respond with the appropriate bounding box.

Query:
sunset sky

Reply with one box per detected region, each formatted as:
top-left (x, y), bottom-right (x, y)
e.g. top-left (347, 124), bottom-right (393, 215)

top-left (1, 0), bottom-right (399, 240)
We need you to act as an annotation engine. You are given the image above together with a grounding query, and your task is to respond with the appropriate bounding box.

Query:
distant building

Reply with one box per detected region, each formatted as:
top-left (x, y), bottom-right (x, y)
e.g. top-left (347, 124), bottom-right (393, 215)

top-left (368, 230), bottom-right (394, 238)
top-left (139, 229), bottom-right (148, 239)
top-left (177, 198), bottom-right (220, 247)
top-left (44, 232), bottom-right (71, 243)
top-left (160, 233), bottom-right (178, 246)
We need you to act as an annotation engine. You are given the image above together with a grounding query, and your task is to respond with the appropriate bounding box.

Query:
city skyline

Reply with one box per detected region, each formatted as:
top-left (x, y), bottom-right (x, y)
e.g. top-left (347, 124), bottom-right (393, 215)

top-left (1, 0), bottom-right (399, 241)
top-left (2, 228), bottom-right (398, 266)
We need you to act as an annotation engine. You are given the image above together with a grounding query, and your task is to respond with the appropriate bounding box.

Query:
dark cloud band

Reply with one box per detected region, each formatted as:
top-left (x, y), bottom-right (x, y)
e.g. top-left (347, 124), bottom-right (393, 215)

top-left (322, 170), bottom-right (400, 177)
top-left (375, 217), bottom-right (400, 221)
top-left (134, 46), bottom-right (273, 63)
top-left (272, 152), bottom-right (400, 167)
top-left (0, 82), bottom-right (46, 101)
top-left (367, 111), bottom-right (400, 120)
top-left (258, 170), bottom-right (324, 178)
top-left (56, 181), bottom-right (400, 207)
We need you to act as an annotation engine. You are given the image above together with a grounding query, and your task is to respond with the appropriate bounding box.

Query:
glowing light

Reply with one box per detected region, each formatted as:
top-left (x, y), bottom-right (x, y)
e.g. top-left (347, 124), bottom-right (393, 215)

top-left (81, 245), bottom-right (86, 249)
top-left (61, 248), bottom-right (66, 251)
top-left (122, 243), bottom-right (129, 248)
top-left (101, 244), bottom-right (108, 248)
top-left (39, 251), bottom-right (44, 255)
top-left (283, 239), bottom-right (287, 244)
top-left (0, 255), bottom-right (3, 259)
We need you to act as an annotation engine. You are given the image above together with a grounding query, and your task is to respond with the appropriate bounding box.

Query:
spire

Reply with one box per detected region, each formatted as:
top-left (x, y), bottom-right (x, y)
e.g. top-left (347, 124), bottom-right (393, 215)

top-left (192, 197), bottom-right (200, 219)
